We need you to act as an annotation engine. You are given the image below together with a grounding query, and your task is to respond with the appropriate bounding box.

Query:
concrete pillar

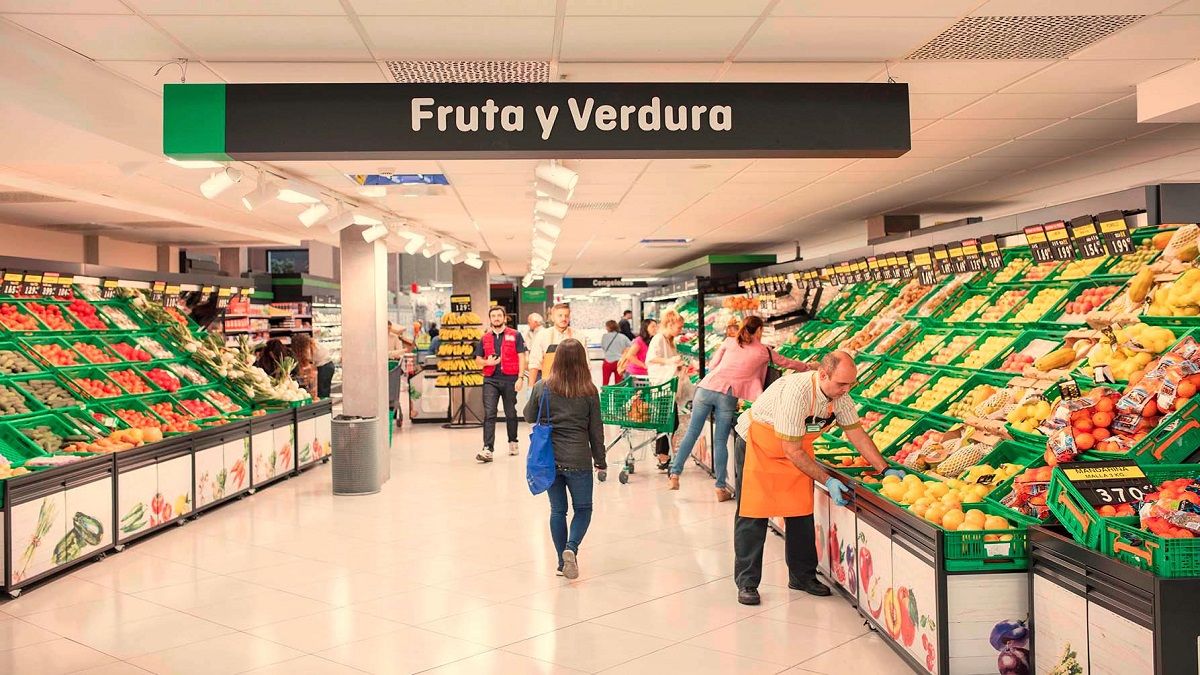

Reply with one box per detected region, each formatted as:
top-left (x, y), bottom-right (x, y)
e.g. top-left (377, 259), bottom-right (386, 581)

top-left (156, 245), bottom-right (171, 273)
top-left (339, 228), bottom-right (391, 484)
top-left (218, 247), bottom-right (243, 277)
top-left (83, 235), bottom-right (99, 264)
top-left (452, 260), bottom-right (490, 421)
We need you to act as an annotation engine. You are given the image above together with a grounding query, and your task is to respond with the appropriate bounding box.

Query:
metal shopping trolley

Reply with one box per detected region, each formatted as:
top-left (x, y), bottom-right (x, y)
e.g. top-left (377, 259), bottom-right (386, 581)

top-left (599, 376), bottom-right (677, 484)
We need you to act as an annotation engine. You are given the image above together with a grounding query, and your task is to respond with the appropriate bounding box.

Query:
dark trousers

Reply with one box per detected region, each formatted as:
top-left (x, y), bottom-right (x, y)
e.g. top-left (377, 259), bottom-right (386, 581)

top-left (732, 431), bottom-right (818, 590)
top-left (316, 362), bottom-right (335, 399)
top-left (655, 405), bottom-right (679, 459)
top-left (548, 469), bottom-right (594, 568)
top-left (482, 378), bottom-right (518, 448)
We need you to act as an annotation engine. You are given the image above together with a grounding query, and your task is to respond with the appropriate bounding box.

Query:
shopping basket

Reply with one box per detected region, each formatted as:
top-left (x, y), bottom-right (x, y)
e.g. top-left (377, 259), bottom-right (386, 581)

top-left (598, 376), bottom-right (677, 483)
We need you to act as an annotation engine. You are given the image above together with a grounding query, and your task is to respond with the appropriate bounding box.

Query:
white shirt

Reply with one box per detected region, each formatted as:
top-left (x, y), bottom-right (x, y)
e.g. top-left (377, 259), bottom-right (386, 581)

top-left (645, 333), bottom-right (681, 386)
top-left (736, 371), bottom-right (861, 441)
top-left (529, 326), bottom-right (576, 372)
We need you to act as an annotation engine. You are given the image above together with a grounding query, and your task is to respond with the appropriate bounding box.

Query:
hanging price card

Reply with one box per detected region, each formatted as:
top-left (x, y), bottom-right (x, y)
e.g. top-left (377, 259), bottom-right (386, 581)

top-left (201, 285), bottom-right (216, 304)
top-left (100, 278), bottom-right (120, 299)
top-left (165, 284), bottom-right (182, 308)
top-left (39, 272), bottom-right (59, 298)
top-left (1, 271), bottom-right (21, 296)
top-left (1057, 459), bottom-right (1154, 508)
top-left (1024, 224), bottom-right (1052, 263)
top-left (216, 287), bottom-right (233, 309)
top-left (961, 239), bottom-right (984, 272)
top-left (931, 245), bottom-right (950, 275)
top-left (912, 248), bottom-right (936, 286)
top-left (1069, 215), bottom-right (1106, 259)
top-left (980, 235), bottom-right (1003, 271)
top-left (900, 253), bottom-right (914, 279)
top-left (948, 243), bottom-right (966, 274)
top-left (55, 274), bottom-right (74, 299)
top-left (450, 294), bottom-right (473, 313)
top-left (149, 281), bottom-right (166, 304)
top-left (1044, 221), bottom-right (1073, 261)
top-left (866, 257), bottom-right (879, 282)
top-left (21, 273), bottom-right (42, 297)
top-left (1097, 210), bottom-right (1134, 255)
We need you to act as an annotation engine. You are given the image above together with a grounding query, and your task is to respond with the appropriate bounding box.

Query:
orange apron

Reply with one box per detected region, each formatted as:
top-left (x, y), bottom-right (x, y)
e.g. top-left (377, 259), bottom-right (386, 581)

top-left (740, 373), bottom-right (835, 518)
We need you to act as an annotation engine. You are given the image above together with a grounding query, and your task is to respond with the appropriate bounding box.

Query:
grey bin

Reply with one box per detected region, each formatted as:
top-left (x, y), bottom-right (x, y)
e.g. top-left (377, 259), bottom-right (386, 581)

top-left (331, 415), bottom-right (381, 495)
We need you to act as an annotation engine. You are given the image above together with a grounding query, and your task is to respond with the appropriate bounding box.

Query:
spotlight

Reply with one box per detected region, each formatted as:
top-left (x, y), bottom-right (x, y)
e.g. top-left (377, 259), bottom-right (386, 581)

top-left (534, 219), bottom-right (562, 239)
top-left (533, 237), bottom-right (555, 253)
top-left (439, 247), bottom-right (461, 263)
top-left (241, 181), bottom-right (275, 211)
top-left (362, 224), bottom-right (390, 243)
top-left (464, 256), bottom-right (483, 269)
top-left (276, 179), bottom-right (323, 204)
top-left (535, 163), bottom-right (578, 200)
top-left (167, 158), bottom-right (224, 169)
top-left (534, 198), bottom-right (568, 221)
top-left (325, 211), bottom-right (354, 233)
top-left (298, 203), bottom-right (329, 228)
top-left (404, 236), bottom-right (424, 255)
top-left (200, 167), bottom-right (242, 199)
top-left (421, 245), bottom-right (437, 258)
top-left (358, 185), bottom-right (387, 198)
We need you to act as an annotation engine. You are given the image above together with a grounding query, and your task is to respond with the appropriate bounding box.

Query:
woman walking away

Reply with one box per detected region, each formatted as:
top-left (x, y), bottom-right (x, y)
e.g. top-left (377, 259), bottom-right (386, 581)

top-left (668, 316), bottom-right (811, 499)
top-left (524, 338), bottom-right (606, 580)
top-left (647, 310), bottom-right (686, 471)
top-left (621, 319), bottom-right (657, 378)
top-left (600, 320), bottom-right (631, 385)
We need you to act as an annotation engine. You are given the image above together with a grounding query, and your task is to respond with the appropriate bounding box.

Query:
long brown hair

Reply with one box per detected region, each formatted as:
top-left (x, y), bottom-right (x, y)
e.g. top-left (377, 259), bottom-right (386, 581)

top-left (546, 338), bottom-right (598, 398)
top-left (737, 316), bottom-right (765, 346)
top-left (290, 334), bottom-right (315, 368)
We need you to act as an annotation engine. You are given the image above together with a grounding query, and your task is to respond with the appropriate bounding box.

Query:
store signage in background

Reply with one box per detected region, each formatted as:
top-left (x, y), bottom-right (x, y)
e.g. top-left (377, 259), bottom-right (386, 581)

top-left (1057, 459), bottom-right (1154, 507)
top-left (980, 235), bottom-right (1003, 270)
top-left (561, 277), bottom-right (649, 289)
top-left (521, 286), bottom-right (548, 304)
top-left (165, 284), bottom-right (182, 308)
top-left (1024, 224), bottom-right (1053, 263)
top-left (21, 272), bottom-right (42, 297)
top-left (1044, 220), bottom-right (1074, 261)
top-left (450, 294), bottom-right (473, 313)
top-left (164, 82), bottom-right (912, 160)
top-left (912, 248), bottom-right (937, 285)
top-left (149, 281), bottom-right (166, 304)
top-left (1069, 215), bottom-right (1106, 259)
top-left (961, 239), bottom-right (984, 272)
top-left (1097, 210), bottom-right (1135, 255)
top-left (100, 277), bottom-right (120, 299)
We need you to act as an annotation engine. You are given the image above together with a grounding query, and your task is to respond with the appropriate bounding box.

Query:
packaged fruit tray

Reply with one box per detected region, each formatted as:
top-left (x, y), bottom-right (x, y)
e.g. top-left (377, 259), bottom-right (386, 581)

top-left (0, 341), bottom-right (41, 375)
top-left (1075, 323), bottom-right (1184, 386)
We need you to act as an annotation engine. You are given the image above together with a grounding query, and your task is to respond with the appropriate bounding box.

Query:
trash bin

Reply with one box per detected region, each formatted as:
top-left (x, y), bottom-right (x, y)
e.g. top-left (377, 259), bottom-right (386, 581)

top-left (331, 415), bottom-right (381, 495)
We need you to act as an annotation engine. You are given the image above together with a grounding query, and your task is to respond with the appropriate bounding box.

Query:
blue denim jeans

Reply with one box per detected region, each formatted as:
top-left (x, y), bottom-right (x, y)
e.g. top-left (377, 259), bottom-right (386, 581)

top-left (669, 387), bottom-right (737, 489)
top-left (547, 469), bottom-right (594, 568)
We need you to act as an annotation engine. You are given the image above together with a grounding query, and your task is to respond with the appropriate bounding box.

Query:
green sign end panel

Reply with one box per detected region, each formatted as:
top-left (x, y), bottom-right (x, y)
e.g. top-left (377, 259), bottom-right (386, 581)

top-left (521, 287), bottom-right (548, 304)
top-left (163, 83), bottom-right (231, 161)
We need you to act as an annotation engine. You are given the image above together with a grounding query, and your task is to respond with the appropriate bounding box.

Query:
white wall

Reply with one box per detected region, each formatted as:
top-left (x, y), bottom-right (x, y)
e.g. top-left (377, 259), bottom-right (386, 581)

top-left (98, 238), bottom-right (158, 272)
top-left (306, 241), bottom-right (336, 278)
top-left (0, 223), bottom-right (84, 262)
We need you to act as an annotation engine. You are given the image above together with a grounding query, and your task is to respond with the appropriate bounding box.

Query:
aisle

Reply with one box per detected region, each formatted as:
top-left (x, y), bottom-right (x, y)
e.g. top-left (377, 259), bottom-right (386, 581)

top-left (0, 424), bottom-right (908, 675)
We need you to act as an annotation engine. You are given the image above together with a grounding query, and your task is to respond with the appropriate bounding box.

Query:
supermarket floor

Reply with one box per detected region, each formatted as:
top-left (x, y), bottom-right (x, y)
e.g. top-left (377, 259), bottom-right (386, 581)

top-left (0, 423), bottom-right (909, 675)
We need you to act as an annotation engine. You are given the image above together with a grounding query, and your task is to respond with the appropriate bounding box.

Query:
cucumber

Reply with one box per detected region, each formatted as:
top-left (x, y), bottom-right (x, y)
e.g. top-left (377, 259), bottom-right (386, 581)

top-left (73, 512), bottom-right (103, 546)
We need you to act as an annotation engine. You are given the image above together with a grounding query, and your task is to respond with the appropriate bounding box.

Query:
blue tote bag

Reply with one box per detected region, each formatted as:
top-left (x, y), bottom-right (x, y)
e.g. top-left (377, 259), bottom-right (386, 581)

top-left (526, 387), bottom-right (557, 495)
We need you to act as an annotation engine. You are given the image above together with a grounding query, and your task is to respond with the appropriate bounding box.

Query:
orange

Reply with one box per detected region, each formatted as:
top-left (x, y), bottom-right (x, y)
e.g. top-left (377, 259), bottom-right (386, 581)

top-left (1179, 381), bottom-right (1197, 398)
top-left (1095, 397), bottom-right (1115, 413)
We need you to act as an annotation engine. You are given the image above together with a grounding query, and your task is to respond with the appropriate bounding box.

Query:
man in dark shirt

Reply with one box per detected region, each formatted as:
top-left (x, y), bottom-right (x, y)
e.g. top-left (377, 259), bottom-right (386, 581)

top-left (474, 306), bottom-right (527, 462)
top-left (618, 310), bottom-right (635, 340)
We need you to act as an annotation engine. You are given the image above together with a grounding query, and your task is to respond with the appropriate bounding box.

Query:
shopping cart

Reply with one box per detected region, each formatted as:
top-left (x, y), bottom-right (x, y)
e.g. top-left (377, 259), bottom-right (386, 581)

top-left (599, 376), bottom-right (677, 484)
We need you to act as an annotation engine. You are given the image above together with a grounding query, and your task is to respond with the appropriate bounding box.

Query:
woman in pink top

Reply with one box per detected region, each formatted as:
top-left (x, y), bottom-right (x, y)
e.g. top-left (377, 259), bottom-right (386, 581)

top-left (620, 319), bottom-right (657, 377)
top-left (667, 316), bottom-right (811, 500)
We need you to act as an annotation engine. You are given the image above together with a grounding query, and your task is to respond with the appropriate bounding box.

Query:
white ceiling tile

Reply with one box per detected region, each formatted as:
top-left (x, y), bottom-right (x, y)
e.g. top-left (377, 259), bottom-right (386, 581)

top-left (975, 138), bottom-right (1116, 158)
top-left (1164, 0), bottom-right (1200, 13)
top-left (1025, 117), bottom-right (1154, 140)
top-left (876, 60), bottom-right (1054, 93)
top-left (128, 0), bottom-right (343, 14)
top-left (4, 14), bottom-right (182, 60)
top-left (1004, 59), bottom-right (1190, 93)
top-left (100, 60), bottom-right (224, 91)
top-left (738, 17), bottom-right (949, 61)
top-left (727, 171), bottom-right (827, 184)
top-left (1077, 95), bottom-right (1138, 120)
top-left (1072, 16), bottom-right (1200, 60)
top-left (440, 160), bottom-right (540, 174)
top-left (560, 17), bottom-right (755, 61)
top-left (211, 62), bottom-right (387, 83)
top-left (350, 0), bottom-right (556, 15)
top-left (363, 16), bottom-right (554, 59)
top-left (909, 93), bottom-right (986, 118)
top-left (971, 0), bottom-right (1175, 14)
top-left (772, 0), bottom-right (976, 16)
top-left (851, 156), bottom-right (954, 172)
top-left (720, 61), bottom-right (884, 82)
top-left (0, 0), bottom-right (129, 11)
top-left (943, 153), bottom-right (1051, 172)
top-left (644, 159), bottom-right (753, 173)
top-left (914, 118), bottom-right (1057, 141)
top-left (903, 138), bottom-right (1004, 157)
top-left (566, 0), bottom-right (771, 16)
top-left (558, 62), bottom-right (722, 82)
top-left (155, 16), bottom-right (370, 60)
top-left (746, 158), bottom-right (857, 171)
top-left (949, 92), bottom-right (1124, 120)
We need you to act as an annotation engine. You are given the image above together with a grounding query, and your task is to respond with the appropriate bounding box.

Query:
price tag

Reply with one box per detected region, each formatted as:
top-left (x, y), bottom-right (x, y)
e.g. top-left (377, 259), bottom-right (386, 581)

top-left (1058, 459), bottom-right (1155, 507)
top-left (39, 272), bottom-right (59, 298)
top-left (55, 274), bottom-right (74, 299)
top-left (450, 294), bottom-right (473, 313)
top-left (21, 273), bottom-right (42, 297)
top-left (165, 284), bottom-right (182, 308)
top-left (980, 235), bottom-right (1003, 271)
top-left (100, 278), bottom-right (120, 300)
top-left (149, 281), bottom-right (166, 305)
top-left (1024, 224), bottom-right (1053, 263)
top-left (0, 271), bottom-right (21, 296)
top-left (1044, 221), bottom-right (1074, 261)
top-left (867, 257), bottom-right (879, 282)
top-left (900, 253), bottom-right (914, 279)
top-left (1097, 210), bottom-right (1134, 255)
top-left (1069, 216), bottom-right (1106, 259)
top-left (1093, 364), bottom-right (1116, 384)
top-left (1057, 379), bottom-right (1081, 400)
top-left (912, 248), bottom-right (936, 285)
top-left (948, 243), bottom-right (966, 274)
top-left (217, 287), bottom-right (233, 309)
top-left (932, 245), bottom-right (950, 275)
top-left (961, 239), bottom-right (984, 272)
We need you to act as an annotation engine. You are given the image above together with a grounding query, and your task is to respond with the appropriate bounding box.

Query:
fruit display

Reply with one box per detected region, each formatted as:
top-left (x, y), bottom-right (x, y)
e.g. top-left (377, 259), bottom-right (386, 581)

top-left (20, 378), bottom-right (77, 408)
top-left (148, 401), bottom-right (200, 432)
top-left (179, 397), bottom-right (220, 418)
top-left (108, 369), bottom-right (152, 394)
top-left (16, 424), bottom-right (88, 453)
top-left (868, 321), bottom-right (916, 356)
top-left (71, 341), bottom-right (118, 364)
top-left (65, 299), bottom-right (108, 330)
top-left (203, 390), bottom-right (242, 413)
top-left (993, 257), bottom-right (1031, 284)
top-left (441, 311), bottom-right (482, 326)
top-left (862, 367), bottom-right (905, 398)
top-left (31, 343), bottom-right (78, 367)
top-left (944, 294), bottom-right (988, 322)
top-left (884, 372), bottom-right (931, 405)
top-left (1106, 240), bottom-right (1158, 275)
top-left (1021, 261), bottom-right (1060, 282)
top-left (1135, 477), bottom-right (1200, 538)
top-left (167, 362), bottom-right (209, 386)
top-left (1006, 398), bottom-right (1054, 435)
top-left (114, 408), bottom-right (160, 429)
top-left (110, 341), bottom-right (152, 362)
top-left (135, 337), bottom-right (174, 360)
top-left (978, 289), bottom-right (1028, 322)
top-left (900, 333), bottom-right (945, 362)
top-left (889, 279), bottom-right (934, 316)
top-left (929, 335), bottom-right (976, 365)
top-left (144, 368), bottom-right (181, 393)
top-left (1147, 268), bottom-right (1200, 317)
top-left (945, 383), bottom-right (1000, 419)
top-left (960, 335), bottom-right (1014, 370)
top-left (0, 384), bottom-right (33, 415)
top-left (1011, 287), bottom-right (1067, 323)
top-left (826, 454), bottom-right (871, 468)
top-left (841, 318), bottom-right (892, 352)
top-left (911, 276), bottom-right (967, 318)
top-left (0, 304), bottom-right (40, 331)
top-left (74, 376), bottom-right (122, 398)
top-left (1082, 323), bottom-right (1175, 381)
top-left (910, 375), bottom-right (967, 412)
top-left (99, 305), bottom-right (139, 330)
top-left (0, 348), bottom-right (39, 374)
top-left (870, 417), bottom-right (915, 451)
top-left (1057, 257), bottom-right (1108, 280)
top-left (25, 303), bottom-right (74, 330)
top-left (1055, 285), bottom-right (1120, 323)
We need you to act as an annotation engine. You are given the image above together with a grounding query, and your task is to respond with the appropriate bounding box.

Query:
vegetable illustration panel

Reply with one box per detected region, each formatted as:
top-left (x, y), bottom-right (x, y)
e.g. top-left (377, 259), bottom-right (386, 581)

top-left (856, 518), bottom-right (893, 634)
top-left (314, 413), bottom-right (332, 460)
top-left (194, 444), bottom-right (224, 508)
top-left (946, 573), bottom-right (1029, 674)
top-left (223, 437), bottom-right (249, 493)
top-left (251, 430), bottom-right (276, 486)
top-left (158, 455), bottom-right (192, 520)
top-left (11, 493), bottom-right (65, 583)
top-left (891, 540), bottom-right (939, 673)
top-left (1086, 602), bottom-right (1152, 675)
top-left (827, 498), bottom-right (857, 595)
top-left (296, 418), bottom-right (316, 466)
top-left (813, 486), bottom-right (831, 578)
top-left (63, 477), bottom-right (113, 561)
top-left (273, 424), bottom-right (294, 474)
top-left (1032, 575), bottom-right (1087, 675)
top-left (117, 465), bottom-right (157, 540)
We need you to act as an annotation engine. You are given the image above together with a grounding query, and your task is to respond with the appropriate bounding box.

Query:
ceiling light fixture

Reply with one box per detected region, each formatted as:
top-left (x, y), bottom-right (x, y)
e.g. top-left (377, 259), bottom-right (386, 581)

top-left (464, 257), bottom-right (483, 269)
top-left (298, 202), bottom-right (330, 228)
top-left (241, 180), bottom-right (274, 211)
top-left (199, 167), bottom-right (242, 199)
top-left (534, 198), bottom-right (569, 221)
top-left (534, 219), bottom-right (562, 239)
top-left (534, 162), bottom-right (578, 201)
top-left (167, 158), bottom-right (225, 169)
top-left (358, 185), bottom-right (387, 198)
top-left (276, 179), bottom-right (323, 204)
top-left (532, 239), bottom-right (555, 256)
top-left (361, 223), bottom-right (390, 243)
top-left (404, 236), bottom-right (424, 255)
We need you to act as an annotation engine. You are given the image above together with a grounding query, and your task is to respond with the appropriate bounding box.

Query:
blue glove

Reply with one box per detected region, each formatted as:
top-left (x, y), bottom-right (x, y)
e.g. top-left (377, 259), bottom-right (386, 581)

top-left (825, 477), bottom-right (851, 506)
top-left (883, 468), bottom-right (906, 481)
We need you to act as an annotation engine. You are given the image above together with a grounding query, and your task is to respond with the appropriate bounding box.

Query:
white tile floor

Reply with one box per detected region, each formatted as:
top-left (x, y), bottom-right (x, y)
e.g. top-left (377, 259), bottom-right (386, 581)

top-left (0, 424), bottom-right (911, 674)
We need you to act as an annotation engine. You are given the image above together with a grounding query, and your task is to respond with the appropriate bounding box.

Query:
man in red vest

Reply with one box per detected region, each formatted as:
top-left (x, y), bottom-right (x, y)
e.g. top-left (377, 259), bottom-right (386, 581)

top-left (474, 306), bottom-right (528, 463)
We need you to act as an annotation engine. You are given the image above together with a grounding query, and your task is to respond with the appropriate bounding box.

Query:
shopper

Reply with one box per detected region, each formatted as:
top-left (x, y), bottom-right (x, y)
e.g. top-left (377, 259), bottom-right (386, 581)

top-left (474, 306), bottom-right (528, 463)
top-left (667, 316), bottom-right (811, 499)
top-left (618, 310), bottom-right (635, 340)
top-left (387, 321), bottom-right (411, 359)
top-left (725, 317), bottom-right (741, 339)
top-left (620, 319), bottom-right (657, 378)
top-left (290, 334), bottom-right (318, 395)
top-left (314, 340), bottom-right (335, 399)
top-left (523, 338), bottom-right (605, 580)
top-left (255, 339), bottom-right (289, 379)
top-left (527, 304), bottom-right (576, 385)
top-left (647, 310), bottom-right (686, 471)
top-left (732, 351), bottom-right (899, 606)
top-left (600, 320), bottom-right (631, 386)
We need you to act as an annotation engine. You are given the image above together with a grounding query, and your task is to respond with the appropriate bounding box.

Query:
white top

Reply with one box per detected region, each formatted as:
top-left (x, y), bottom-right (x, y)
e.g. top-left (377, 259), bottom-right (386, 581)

top-left (646, 333), bottom-right (682, 386)
top-left (735, 371), bottom-right (861, 441)
top-left (528, 326), bottom-right (576, 372)
top-left (314, 342), bottom-right (332, 367)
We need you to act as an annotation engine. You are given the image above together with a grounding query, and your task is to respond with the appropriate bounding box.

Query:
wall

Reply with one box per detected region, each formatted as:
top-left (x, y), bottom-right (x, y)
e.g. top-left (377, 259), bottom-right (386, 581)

top-left (0, 223), bottom-right (84, 262)
top-left (97, 238), bottom-right (158, 271)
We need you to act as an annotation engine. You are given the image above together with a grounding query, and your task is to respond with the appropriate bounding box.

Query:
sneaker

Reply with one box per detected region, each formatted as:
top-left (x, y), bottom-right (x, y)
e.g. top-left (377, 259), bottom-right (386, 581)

top-left (715, 486), bottom-right (734, 502)
top-left (508, 441), bottom-right (520, 456)
top-left (737, 587), bottom-right (761, 605)
top-left (789, 577), bottom-right (832, 597)
top-left (561, 550), bottom-right (579, 580)
top-left (656, 454), bottom-right (670, 471)
top-left (555, 568), bottom-right (564, 577)
top-left (667, 475), bottom-right (680, 491)
top-left (476, 448), bottom-right (494, 463)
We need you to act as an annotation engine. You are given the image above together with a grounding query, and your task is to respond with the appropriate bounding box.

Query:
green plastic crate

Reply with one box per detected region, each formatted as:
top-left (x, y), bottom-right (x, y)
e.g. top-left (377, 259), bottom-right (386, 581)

top-left (8, 372), bottom-right (83, 410)
top-left (18, 336), bottom-right (88, 368)
top-left (879, 414), bottom-right (951, 460)
top-left (5, 413), bottom-right (95, 454)
top-left (0, 379), bottom-right (46, 419)
top-left (0, 424), bottom-right (49, 466)
top-left (0, 340), bottom-right (42, 375)
top-left (933, 370), bottom-right (1016, 421)
top-left (1127, 395), bottom-right (1200, 465)
top-left (941, 502), bottom-right (1032, 572)
top-left (1037, 279), bottom-right (1124, 328)
top-left (15, 300), bottom-right (85, 333)
top-left (65, 335), bottom-right (124, 365)
top-left (982, 328), bottom-right (1071, 375)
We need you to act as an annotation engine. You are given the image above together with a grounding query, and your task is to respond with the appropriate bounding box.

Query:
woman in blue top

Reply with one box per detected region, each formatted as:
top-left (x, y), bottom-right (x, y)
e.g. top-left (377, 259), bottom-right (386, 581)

top-left (600, 320), bottom-right (632, 385)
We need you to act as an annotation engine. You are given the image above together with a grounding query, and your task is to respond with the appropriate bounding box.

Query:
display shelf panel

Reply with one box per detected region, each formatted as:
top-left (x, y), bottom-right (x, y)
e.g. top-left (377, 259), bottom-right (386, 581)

top-left (63, 475), bottom-right (114, 561)
top-left (116, 464), bottom-right (157, 541)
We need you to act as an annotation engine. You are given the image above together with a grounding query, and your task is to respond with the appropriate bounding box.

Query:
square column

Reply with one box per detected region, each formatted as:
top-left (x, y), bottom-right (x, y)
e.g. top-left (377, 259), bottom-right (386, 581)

top-left (452, 260), bottom-right (490, 422)
top-left (339, 228), bottom-right (390, 483)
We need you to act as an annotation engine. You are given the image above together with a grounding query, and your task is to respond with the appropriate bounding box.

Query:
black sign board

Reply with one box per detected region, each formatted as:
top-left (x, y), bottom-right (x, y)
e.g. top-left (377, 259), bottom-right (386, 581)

top-left (0, 271), bottom-right (19, 296)
top-left (1044, 221), bottom-right (1074, 261)
top-left (55, 274), bottom-right (73, 299)
top-left (100, 278), bottom-right (120, 300)
top-left (947, 242), bottom-right (967, 274)
top-left (166, 82), bottom-right (912, 161)
top-left (961, 239), bottom-right (984, 272)
top-left (1057, 379), bottom-right (1081, 400)
top-left (562, 277), bottom-right (649, 289)
top-left (912, 248), bottom-right (936, 286)
top-left (980, 235), bottom-right (1003, 271)
top-left (216, 287), bottom-right (232, 309)
top-left (450, 294), bottom-right (473, 314)
top-left (165, 284), bottom-right (182, 308)
top-left (1058, 459), bottom-right (1155, 507)
top-left (149, 281), bottom-right (166, 305)
top-left (899, 253), bottom-right (914, 279)
top-left (1096, 210), bottom-right (1134, 255)
top-left (20, 273), bottom-right (42, 297)
top-left (1024, 224), bottom-right (1053, 263)
top-left (1069, 215), bottom-right (1106, 259)
top-left (931, 245), bottom-right (950, 275)
top-left (39, 272), bottom-right (59, 298)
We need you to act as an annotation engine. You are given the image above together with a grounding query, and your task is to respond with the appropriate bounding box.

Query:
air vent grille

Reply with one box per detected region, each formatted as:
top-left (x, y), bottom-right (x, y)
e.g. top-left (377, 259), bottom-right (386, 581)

top-left (0, 191), bottom-right (68, 204)
top-left (568, 200), bottom-right (619, 211)
top-left (387, 61), bottom-right (550, 83)
top-left (907, 15), bottom-right (1144, 60)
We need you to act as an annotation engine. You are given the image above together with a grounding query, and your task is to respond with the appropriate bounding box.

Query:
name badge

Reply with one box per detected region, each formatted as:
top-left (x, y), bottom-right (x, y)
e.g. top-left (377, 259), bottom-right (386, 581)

top-left (806, 423), bottom-right (825, 434)
top-left (505, 334), bottom-right (516, 342)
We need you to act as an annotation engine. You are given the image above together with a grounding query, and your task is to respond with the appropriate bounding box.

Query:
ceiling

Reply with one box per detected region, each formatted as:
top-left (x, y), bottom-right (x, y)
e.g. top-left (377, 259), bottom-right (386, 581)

top-left (2, 0), bottom-right (1200, 276)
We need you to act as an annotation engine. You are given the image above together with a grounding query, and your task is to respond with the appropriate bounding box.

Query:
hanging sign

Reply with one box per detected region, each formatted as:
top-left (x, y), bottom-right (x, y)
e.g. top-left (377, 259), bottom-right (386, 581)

top-left (1097, 210), bottom-right (1134, 255)
top-left (931, 245), bottom-right (950, 275)
top-left (54, 274), bottom-right (74, 299)
top-left (450, 294), bottom-right (473, 313)
top-left (1024, 224), bottom-right (1053, 263)
top-left (149, 281), bottom-right (167, 304)
top-left (216, 287), bottom-right (233, 309)
top-left (912, 248), bottom-right (936, 286)
top-left (39, 272), bottom-right (59, 298)
top-left (562, 277), bottom-right (649, 289)
top-left (1, 271), bottom-right (21, 296)
top-left (164, 82), bottom-right (912, 161)
top-left (1043, 221), bottom-right (1073, 261)
top-left (201, 285), bottom-right (216, 304)
top-left (947, 243), bottom-right (966, 274)
top-left (979, 235), bottom-right (1003, 271)
top-left (1069, 215), bottom-right (1105, 259)
top-left (1057, 459), bottom-right (1154, 507)
top-left (100, 278), bottom-right (120, 299)
top-left (165, 284), bottom-right (182, 308)
top-left (21, 273), bottom-right (42, 297)
top-left (961, 239), bottom-right (984, 272)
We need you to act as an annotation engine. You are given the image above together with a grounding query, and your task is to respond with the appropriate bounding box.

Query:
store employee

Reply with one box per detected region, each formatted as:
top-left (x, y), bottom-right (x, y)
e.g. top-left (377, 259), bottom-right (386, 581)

top-left (732, 350), bottom-right (900, 606)
top-left (474, 306), bottom-right (527, 463)
top-left (527, 303), bottom-right (576, 385)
